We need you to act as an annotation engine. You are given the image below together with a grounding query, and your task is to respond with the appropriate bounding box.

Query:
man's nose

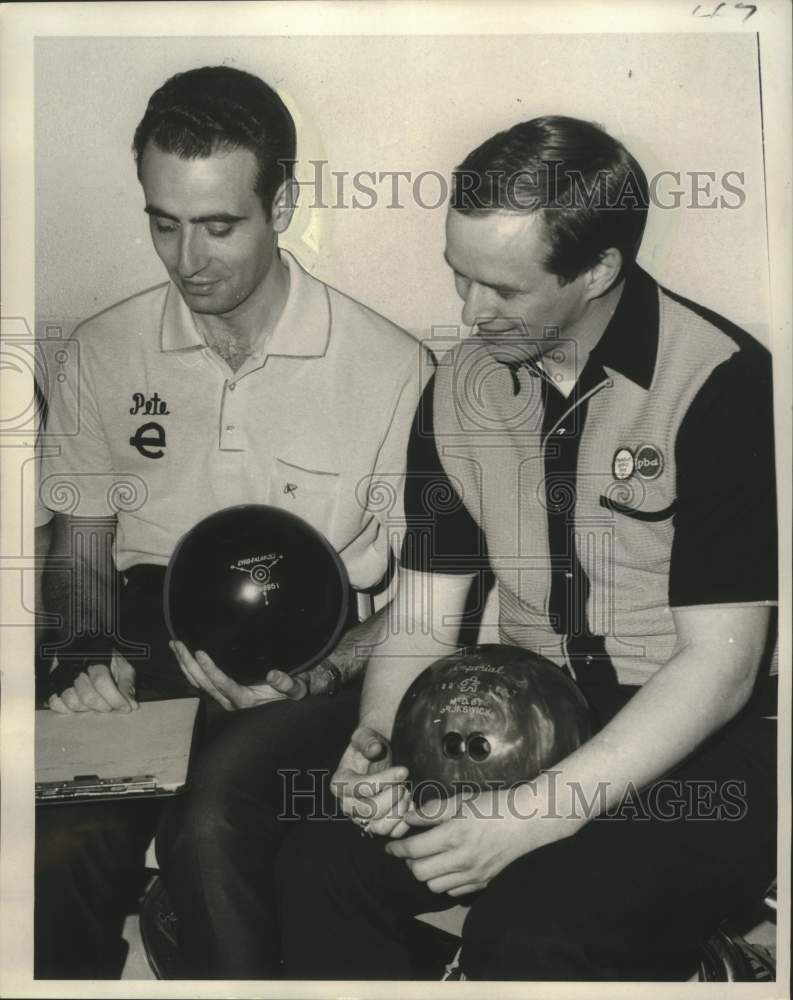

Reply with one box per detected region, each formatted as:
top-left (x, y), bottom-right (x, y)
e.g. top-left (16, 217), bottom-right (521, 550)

top-left (461, 282), bottom-right (497, 328)
top-left (177, 228), bottom-right (207, 277)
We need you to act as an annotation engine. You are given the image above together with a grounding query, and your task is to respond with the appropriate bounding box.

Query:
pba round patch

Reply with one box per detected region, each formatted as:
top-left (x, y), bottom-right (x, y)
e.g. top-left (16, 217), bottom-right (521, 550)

top-left (612, 447), bottom-right (635, 481)
top-left (635, 444), bottom-right (664, 480)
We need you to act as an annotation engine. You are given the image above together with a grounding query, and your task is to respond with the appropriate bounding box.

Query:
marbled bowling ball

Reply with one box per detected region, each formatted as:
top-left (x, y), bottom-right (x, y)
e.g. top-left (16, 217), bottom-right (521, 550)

top-left (391, 644), bottom-right (595, 803)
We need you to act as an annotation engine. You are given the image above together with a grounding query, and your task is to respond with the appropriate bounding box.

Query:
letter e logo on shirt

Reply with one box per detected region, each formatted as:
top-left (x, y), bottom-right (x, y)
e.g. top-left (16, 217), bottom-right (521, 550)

top-left (130, 421), bottom-right (166, 459)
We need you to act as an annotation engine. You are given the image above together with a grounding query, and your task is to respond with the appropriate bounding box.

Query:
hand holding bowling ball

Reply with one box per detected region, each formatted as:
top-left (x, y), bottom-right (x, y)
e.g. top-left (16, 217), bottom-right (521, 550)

top-left (170, 640), bottom-right (314, 711)
top-left (390, 644), bottom-right (595, 805)
top-left (165, 504), bottom-right (350, 686)
top-left (330, 726), bottom-right (413, 838)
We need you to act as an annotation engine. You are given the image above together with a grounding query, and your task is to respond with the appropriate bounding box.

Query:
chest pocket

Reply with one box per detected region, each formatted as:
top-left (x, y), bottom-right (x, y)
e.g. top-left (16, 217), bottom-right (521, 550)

top-left (267, 457), bottom-right (341, 536)
top-left (595, 483), bottom-right (677, 578)
top-left (599, 494), bottom-right (677, 522)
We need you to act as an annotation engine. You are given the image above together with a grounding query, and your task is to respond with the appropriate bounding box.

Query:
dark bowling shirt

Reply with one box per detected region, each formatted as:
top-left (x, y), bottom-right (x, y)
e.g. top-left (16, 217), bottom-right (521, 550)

top-left (401, 266), bottom-right (777, 686)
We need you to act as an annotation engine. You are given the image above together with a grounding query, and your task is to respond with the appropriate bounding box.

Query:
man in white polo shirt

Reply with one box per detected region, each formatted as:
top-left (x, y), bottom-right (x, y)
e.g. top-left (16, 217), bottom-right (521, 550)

top-left (37, 65), bottom-right (424, 979)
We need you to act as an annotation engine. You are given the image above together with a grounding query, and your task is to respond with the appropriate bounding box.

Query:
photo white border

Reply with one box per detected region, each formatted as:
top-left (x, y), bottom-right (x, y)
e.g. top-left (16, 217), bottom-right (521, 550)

top-left (1, 2), bottom-right (790, 998)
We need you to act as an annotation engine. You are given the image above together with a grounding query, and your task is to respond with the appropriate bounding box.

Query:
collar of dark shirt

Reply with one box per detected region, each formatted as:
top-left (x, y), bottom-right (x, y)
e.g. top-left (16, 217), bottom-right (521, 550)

top-left (509, 264), bottom-right (660, 398)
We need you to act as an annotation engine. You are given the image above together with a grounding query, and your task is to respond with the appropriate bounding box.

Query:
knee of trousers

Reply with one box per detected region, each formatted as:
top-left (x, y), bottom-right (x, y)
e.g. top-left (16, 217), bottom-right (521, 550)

top-left (157, 768), bottom-right (282, 873)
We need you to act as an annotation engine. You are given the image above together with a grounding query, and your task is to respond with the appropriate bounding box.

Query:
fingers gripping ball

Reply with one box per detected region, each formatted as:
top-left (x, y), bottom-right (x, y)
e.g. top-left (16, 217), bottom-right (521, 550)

top-left (390, 644), bottom-right (596, 806)
top-left (165, 504), bottom-right (349, 685)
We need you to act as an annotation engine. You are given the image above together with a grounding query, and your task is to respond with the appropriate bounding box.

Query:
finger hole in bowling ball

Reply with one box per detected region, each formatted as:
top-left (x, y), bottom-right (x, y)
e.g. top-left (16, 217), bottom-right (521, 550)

top-left (441, 731), bottom-right (466, 759)
top-left (467, 733), bottom-right (491, 762)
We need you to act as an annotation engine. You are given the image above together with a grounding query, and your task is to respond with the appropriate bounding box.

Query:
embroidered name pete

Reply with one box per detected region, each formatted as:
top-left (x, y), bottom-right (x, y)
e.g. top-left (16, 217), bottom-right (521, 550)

top-left (129, 392), bottom-right (171, 458)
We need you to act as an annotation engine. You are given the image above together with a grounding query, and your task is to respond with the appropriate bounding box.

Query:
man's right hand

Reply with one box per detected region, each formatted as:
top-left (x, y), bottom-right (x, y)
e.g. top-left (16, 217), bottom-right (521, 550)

top-left (331, 726), bottom-right (412, 838)
top-left (48, 654), bottom-right (138, 714)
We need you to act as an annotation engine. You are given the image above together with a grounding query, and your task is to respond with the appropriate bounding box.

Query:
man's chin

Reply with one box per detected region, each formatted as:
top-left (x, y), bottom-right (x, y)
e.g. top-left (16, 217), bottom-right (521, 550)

top-left (184, 300), bottom-right (230, 316)
top-left (179, 288), bottom-right (234, 315)
top-left (477, 330), bottom-right (541, 366)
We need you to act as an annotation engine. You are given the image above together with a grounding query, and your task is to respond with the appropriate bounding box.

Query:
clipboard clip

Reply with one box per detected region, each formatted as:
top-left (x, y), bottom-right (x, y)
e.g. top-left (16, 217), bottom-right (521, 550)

top-left (36, 774), bottom-right (159, 800)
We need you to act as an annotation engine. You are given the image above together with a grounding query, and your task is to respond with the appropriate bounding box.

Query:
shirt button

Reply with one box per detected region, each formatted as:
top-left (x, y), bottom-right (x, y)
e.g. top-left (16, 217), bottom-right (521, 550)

top-left (228, 382), bottom-right (236, 392)
top-left (226, 425), bottom-right (235, 432)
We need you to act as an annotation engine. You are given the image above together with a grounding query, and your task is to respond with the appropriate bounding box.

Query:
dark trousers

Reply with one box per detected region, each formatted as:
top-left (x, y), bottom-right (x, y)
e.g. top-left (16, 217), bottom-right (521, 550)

top-left (34, 567), bottom-right (193, 979)
top-left (275, 679), bottom-right (777, 981)
top-left (155, 687), bottom-right (360, 978)
top-left (35, 798), bottom-right (163, 979)
top-left (34, 564), bottom-right (358, 979)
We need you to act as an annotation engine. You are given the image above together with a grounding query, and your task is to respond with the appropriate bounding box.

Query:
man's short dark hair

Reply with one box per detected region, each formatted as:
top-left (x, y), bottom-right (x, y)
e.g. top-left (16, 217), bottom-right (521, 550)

top-left (133, 66), bottom-right (296, 218)
top-left (451, 116), bottom-right (649, 284)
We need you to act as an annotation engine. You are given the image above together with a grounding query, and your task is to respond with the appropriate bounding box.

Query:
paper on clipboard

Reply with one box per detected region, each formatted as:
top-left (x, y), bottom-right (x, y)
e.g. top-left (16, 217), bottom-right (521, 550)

top-left (35, 697), bottom-right (200, 803)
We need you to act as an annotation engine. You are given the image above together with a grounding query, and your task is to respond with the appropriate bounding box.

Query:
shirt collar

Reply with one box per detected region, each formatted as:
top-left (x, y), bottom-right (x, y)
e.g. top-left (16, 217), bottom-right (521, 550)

top-left (160, 249), bottom-right (331, 359)
top-left (586, 264), bottom-right (659, 390)
top-left (161, 282), bottom-right (205, 351)
top-left (265, 250), bottom-right (331, 358)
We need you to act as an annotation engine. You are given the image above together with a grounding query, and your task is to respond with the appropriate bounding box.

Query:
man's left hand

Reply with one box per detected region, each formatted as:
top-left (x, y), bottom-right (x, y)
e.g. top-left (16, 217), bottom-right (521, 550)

top-left (385, 785), bottom-right (575, 897)
top-left (171, 640), bottom-right (310, 710)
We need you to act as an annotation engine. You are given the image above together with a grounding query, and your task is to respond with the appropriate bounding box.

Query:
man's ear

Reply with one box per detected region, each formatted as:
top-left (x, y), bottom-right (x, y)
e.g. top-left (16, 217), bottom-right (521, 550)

top-left (271, 179), bottom-right (299, 234)
top-left (584, 247), bottom-right (623, 300)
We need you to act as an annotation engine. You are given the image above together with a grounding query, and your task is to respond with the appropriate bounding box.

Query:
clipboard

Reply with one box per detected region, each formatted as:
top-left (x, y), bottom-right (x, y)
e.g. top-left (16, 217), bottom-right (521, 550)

top-left (35, 697), bottom-right (201, 804)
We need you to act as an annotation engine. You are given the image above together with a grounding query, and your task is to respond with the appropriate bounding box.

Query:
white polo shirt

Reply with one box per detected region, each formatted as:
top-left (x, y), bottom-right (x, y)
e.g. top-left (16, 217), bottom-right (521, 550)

top-left (42, 251), bottom-right (425, 589)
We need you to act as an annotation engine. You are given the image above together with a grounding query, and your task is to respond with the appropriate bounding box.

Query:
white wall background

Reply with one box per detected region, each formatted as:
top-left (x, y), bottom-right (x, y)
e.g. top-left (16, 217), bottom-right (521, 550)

top-left (35, 33), bottom-right (769, 345)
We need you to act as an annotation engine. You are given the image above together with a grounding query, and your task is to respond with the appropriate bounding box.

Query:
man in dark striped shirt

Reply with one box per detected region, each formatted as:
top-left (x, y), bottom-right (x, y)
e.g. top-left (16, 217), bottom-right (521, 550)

top-left (276, 116), bottom-right (777, 982)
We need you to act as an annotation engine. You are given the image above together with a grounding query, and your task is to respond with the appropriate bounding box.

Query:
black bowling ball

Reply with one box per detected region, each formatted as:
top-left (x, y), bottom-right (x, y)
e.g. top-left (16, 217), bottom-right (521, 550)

top-left (164, 504), bottom-right (349, 685)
